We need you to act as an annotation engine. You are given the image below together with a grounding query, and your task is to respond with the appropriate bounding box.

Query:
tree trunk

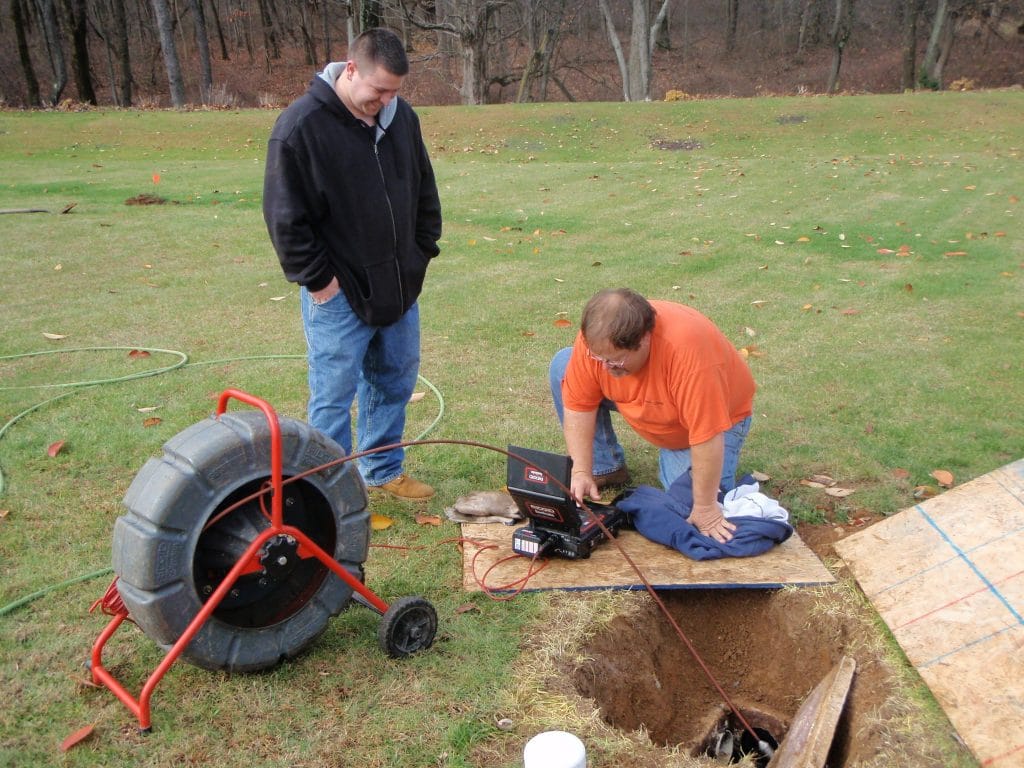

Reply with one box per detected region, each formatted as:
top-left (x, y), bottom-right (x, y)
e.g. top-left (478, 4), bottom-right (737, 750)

top-left (190, 0), bottom-right (214, 102)
top-left (598, 0), bottom-right (631, 100)
top-left (207, 0), bottom-right (230, 61)
top-left (600, 0), bottom-right (670, 101)
top-left (34, 0), bottom-right (69, 105)
top-left (321, 0), bottom-right (333, 63)
top-left (151, 0), bottom-right (187, 106)
top-left (12, 0), bottom-right (43, 106)
top-left (826, 0), bottom-right (854, 94)
top-left (726, 0), bottom-right (739, 53)
top-left (110, 0), bottom-right (132, 105)
top-left (61, 0), bottom-right (98, 103)
top-left (900, 0), bottom-right (917, 90)
top-left (920, 0), bottom-right (950, 88)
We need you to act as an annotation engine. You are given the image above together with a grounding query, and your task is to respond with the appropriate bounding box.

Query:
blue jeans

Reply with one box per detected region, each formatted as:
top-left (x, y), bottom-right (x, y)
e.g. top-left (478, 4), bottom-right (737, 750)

top-left (549, 346), bottom-right (751, 491)
top-left (301, 288), bottom-right (420, 486)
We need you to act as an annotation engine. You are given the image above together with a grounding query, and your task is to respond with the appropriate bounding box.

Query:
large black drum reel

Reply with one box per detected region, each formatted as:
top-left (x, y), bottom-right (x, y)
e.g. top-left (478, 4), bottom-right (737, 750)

top-left (110, 409), bottom-right (435, 672)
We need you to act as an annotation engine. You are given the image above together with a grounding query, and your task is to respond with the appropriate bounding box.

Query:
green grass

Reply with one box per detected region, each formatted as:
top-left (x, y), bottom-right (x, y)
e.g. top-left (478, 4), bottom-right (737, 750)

top-left (1, 91), bottom-right (1021, 767)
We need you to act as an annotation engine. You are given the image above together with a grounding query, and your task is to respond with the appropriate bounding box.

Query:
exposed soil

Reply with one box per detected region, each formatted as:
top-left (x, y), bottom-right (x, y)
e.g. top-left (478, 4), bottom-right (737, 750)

top-left (564, 521), bottom-right (971, 766)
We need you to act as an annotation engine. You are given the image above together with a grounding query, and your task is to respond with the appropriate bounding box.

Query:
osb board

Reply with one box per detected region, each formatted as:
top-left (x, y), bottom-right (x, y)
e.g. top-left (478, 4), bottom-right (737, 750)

top-left (460, 524), bottom-right (834, 593)
top-left (835, 458), bottom-right (1024, 768)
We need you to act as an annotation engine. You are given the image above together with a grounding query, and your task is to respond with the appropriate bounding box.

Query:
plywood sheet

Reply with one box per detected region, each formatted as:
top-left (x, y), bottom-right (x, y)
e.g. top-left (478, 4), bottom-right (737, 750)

top-left (460, 524), bottom-right (834, 593)
top-left (835, 458), bottom-right (1024, 768)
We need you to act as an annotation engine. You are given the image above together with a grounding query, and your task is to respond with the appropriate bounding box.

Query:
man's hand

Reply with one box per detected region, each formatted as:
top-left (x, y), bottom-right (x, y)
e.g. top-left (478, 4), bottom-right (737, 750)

top-left (688, 502), bottom-right (736, 543)
top-left (569, 470), bottom-right (600, 507)
top-left (310, 276), bottom-right (340, 304)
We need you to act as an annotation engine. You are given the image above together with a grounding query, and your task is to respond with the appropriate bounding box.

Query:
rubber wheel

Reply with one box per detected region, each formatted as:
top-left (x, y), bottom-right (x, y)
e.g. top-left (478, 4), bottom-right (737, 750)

top-left (379, 596), bottom-right (437, 658)
top-left (112, 411), bottom-right (370, 672)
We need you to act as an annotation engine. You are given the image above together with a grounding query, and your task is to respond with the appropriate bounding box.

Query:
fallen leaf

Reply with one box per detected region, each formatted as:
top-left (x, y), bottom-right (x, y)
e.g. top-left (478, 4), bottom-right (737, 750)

top-left (825, 486), bottom-right (856, 498)
top-left (61, 724), bottom-right (95, 752)
top-left (904, 283), bottom-right (913, 292)
top-left (750, 300), bottom-right (768, 308)
top-left (840, 308), bottom-right (860, 316)
top-left (370, 513), bottom-right (394, 530)
top-left (591, 261), bottom-right (602, 266)
top-left (750, 470), bottom-right (771, 482)
top-left (891, 467), bottom-right (910, 479)
top-left (944, 250), bottom-right (968, 257)
top-left (553, 277), bottom-right (564, 283)
top-left (930, 469), bottom-right (954, 488)
top-left (877, 248), bottom-right (895, 254)
top-left (455, 603), bottom-right (480, 614)
top-left (47, 440), bottom-right (66, 457)
top-left (269, 296), bottom-right (286, 301)
top-left (0, 509), bottom-right (9, 520)
top-left (796, 236), bottom-right (810, 242)
top-left (415, 513), bottom-right (442, 526)
top-left (913, 485), bottom-right (938, 499)
top-left (42, 332), bottom-right (67, 340)
top-left (142, 417), bottom-right (162, 428)
top-left (127, 349), bottom-right (151, 358)
top-left (522, 330), bottom-right (536, 337)
top-left (801, 474), bottom-right (835, 488)
top-left (801, 303), bottom-right (814, 311)
top-left (553, 318), bottom-right (572, 328)
top-left (136, 406), bottom-right (160, 413)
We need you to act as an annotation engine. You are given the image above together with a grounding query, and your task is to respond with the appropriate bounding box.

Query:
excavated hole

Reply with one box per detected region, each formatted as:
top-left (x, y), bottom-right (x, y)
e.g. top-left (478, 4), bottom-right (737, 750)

top-left (573, 588), bottom-right (897, 766)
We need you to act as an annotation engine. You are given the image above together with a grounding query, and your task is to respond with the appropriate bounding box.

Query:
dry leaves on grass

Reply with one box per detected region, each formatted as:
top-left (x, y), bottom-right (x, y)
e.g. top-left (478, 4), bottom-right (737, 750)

top-left (800, 473), bottom-right (856, 498)
top-left (47, 440), bottom-right (66, 457)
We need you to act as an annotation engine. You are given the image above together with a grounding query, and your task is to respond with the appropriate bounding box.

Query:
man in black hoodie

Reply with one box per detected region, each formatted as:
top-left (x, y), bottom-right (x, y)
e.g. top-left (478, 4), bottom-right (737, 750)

top-left (263, 28), bottom-right (442, 500)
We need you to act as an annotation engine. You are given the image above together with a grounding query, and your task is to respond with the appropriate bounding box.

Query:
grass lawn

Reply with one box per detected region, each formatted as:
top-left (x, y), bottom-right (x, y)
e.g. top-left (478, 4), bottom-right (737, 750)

top-left (0, 90), bottom-right (1021, 767)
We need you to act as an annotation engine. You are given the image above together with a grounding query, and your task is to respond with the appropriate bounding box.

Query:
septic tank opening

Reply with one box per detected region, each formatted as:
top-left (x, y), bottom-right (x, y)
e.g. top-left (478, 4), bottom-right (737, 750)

top-left (572, 588), bottom-right (900, 766)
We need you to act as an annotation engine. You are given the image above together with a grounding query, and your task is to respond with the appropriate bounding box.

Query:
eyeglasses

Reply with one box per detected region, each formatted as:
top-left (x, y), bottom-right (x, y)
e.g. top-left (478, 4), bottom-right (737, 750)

top-left (586, 348), bottom-right (628, 370)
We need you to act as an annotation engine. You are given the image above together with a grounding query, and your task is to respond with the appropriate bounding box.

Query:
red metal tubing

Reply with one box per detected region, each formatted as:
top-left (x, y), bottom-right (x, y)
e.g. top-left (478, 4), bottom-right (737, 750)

top-left (216, 388), bottom-right (284, 527)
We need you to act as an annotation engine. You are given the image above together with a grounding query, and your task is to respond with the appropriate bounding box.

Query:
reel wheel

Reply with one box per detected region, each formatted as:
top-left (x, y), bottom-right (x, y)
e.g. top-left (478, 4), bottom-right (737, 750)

top-left (379, 596), bottom-right (438, 658)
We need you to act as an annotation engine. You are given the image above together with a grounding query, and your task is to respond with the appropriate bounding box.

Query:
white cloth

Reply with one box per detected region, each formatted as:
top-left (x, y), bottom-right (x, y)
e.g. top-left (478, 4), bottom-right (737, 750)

top-left (721, 482), bottom-right (789, 522)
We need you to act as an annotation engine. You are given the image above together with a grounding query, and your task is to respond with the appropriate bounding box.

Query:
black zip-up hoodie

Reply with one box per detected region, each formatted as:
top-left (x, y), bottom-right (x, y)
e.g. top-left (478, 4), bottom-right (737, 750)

top-left (263, 68), bottom-right (442, 326)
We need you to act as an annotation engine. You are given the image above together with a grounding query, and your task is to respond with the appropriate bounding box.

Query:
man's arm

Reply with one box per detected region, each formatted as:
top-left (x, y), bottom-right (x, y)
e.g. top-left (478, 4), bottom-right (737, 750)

top-left (687, 432), bottom-right (736, 543)
top-left (563, 407), bottom-right (601, 505)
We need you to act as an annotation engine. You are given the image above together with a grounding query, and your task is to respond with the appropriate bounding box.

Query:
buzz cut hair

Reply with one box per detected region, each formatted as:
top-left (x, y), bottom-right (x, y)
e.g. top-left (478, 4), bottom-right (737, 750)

top-left (350, 27), bottom-right (409, 77)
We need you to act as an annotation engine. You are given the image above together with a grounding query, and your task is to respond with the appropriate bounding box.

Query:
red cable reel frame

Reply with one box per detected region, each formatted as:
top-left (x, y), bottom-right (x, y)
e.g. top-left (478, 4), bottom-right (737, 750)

top-left (88, 388), bottom-right (395, 732)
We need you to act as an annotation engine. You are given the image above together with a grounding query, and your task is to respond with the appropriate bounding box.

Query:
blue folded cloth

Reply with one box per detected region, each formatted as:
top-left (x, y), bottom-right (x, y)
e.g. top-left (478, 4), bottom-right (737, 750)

top-left (616, 473), bottom-right (793, 560)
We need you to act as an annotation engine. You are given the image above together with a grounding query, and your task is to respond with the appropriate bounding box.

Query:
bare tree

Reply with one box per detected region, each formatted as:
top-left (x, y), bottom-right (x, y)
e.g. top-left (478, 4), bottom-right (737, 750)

top-left (825, 0), bottom-right (854, 93)
top-left (33, 0), bottom-right (69, 105)
top-left (725, 0), bottom-right (739, 52)
top-left (920, 0), bottom-right (973, 88)
top-left (151, 0), bottom-right (186, 106)
top-left (61, 0), bottom-right (97, 103)
top-left (399, 0), bottom-right (516, 105)
top-left (598, 0), bottom-right (672, 101)
top-left (11, 0), bottom-right (42, 106)
top-left (515, 0), bottom-right (569, 102)
top-left (900, 0), bottom-right (918, 89)
top-left (189, 0), bottom-right (213, 101)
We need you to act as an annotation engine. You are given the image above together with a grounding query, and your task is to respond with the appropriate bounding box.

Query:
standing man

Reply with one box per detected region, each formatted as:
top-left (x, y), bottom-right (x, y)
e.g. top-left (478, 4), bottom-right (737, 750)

top-left (549, 288), bottom-right (755, 542)
top-left (264, 28), bottom-right (442, 500)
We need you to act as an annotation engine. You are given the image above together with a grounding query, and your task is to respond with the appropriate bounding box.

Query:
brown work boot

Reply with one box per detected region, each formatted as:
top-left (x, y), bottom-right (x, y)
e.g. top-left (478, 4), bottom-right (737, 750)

top-left (595, 466), bottom-right (631, 490)
top-left (374, 473), bottom-right (435, 500)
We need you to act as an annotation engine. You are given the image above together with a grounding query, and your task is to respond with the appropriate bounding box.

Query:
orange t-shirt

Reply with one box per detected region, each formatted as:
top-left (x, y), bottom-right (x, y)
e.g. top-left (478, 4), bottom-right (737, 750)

top-left (561, 301), bottom-right (755, 449)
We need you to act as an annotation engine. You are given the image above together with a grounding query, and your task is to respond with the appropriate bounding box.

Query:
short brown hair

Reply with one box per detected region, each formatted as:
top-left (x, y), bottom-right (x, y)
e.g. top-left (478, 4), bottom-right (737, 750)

top-left (350, 28), bottom-right (409, 76)
top-left (580, 288), bottom-right (655, 350)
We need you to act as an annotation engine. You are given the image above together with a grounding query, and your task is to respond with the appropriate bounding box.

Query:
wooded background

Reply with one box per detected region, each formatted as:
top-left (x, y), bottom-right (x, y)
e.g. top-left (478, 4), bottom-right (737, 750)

top-left (2, 0), bottom-right (1022, 110)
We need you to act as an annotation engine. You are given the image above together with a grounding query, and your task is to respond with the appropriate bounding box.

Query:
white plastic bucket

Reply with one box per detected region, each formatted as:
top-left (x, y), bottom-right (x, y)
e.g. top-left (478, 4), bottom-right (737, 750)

top-left (523, 730), bottom-right (587, 768)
